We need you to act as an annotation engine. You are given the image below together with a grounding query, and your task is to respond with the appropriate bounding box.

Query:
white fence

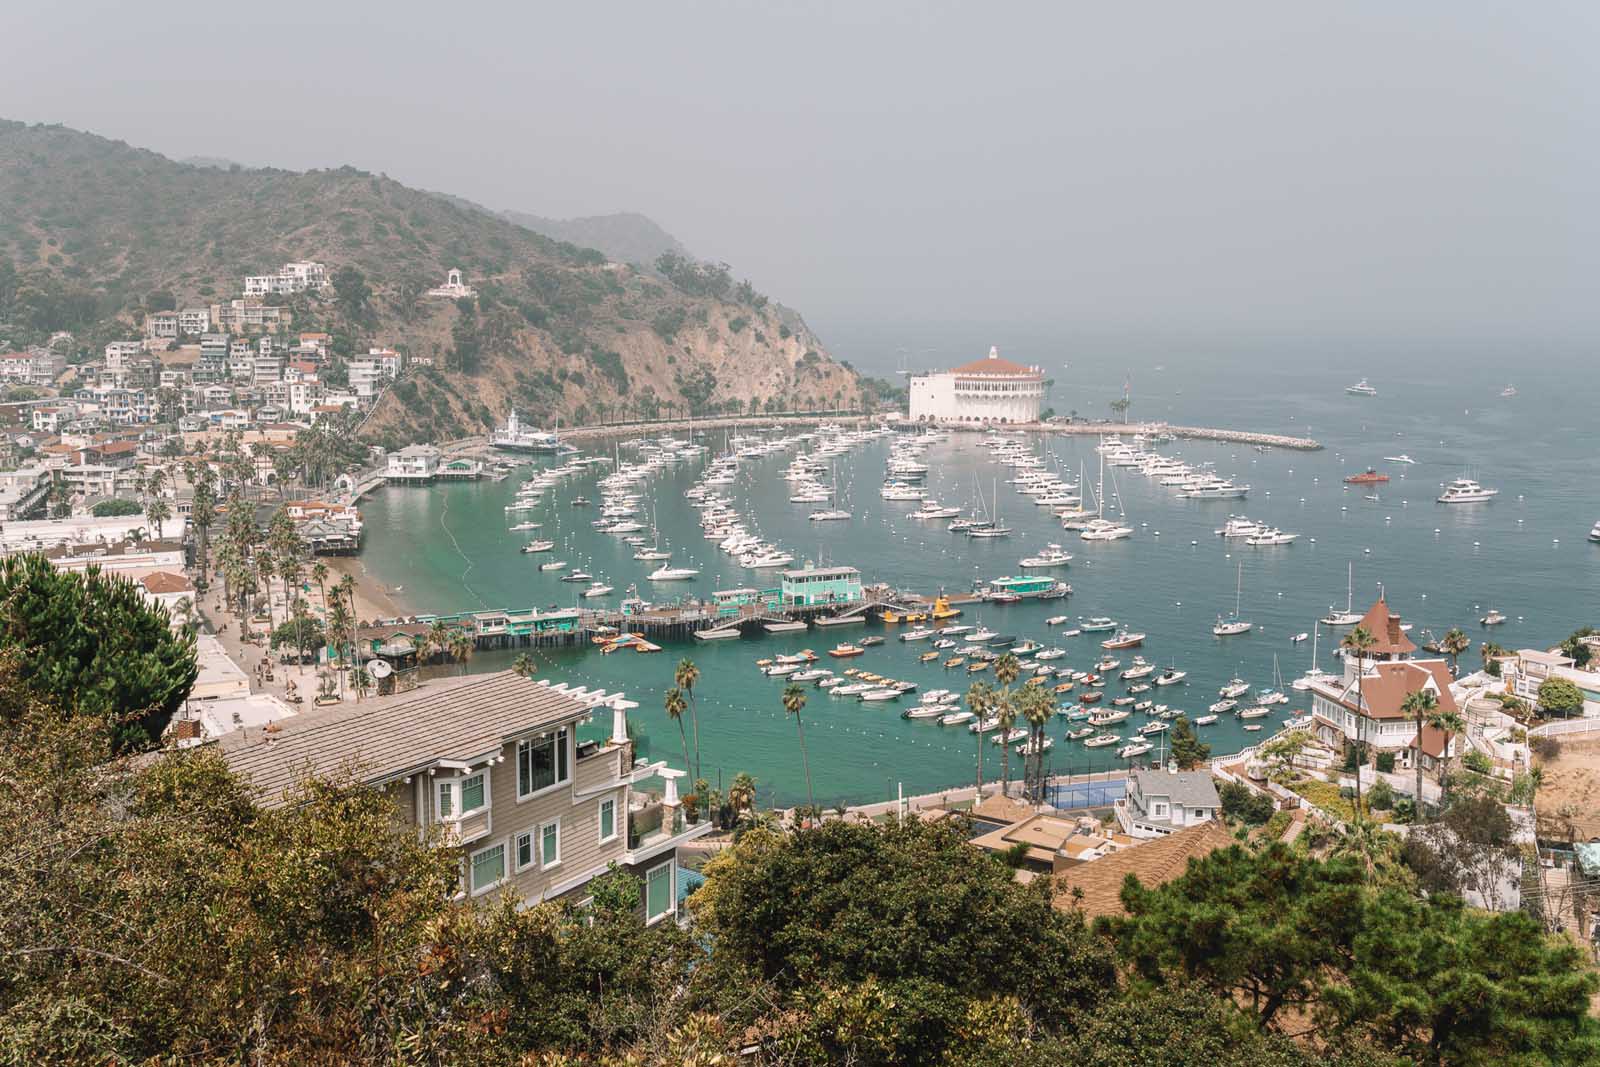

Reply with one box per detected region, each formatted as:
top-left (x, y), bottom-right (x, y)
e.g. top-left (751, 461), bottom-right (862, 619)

top-left (1529, 718), bottom-right (1600, 740)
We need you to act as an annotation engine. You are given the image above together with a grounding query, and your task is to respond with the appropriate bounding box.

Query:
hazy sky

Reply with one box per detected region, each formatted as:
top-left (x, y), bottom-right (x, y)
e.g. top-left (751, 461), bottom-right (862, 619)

top-left (5, 1), bottom-right (1598, 345)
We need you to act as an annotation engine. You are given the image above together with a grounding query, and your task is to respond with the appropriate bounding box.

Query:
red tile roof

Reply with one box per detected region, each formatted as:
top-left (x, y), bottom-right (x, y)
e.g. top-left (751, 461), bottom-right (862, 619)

top-left (1410, 723), bottom-right (1451, 759)
top-left (1332, 660), bottom-right (1457, 721)
top-left (949, 353), bottom-right (1041, 377)
top-left (140, 571), bottom-right (194, 595)
top-left (1350, 596), bottom-right (1416, 656)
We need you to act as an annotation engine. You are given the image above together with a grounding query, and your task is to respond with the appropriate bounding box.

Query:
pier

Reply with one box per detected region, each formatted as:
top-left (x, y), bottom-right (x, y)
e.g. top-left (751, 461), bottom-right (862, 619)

top-left (885, 419), bottom-right (1322, 451)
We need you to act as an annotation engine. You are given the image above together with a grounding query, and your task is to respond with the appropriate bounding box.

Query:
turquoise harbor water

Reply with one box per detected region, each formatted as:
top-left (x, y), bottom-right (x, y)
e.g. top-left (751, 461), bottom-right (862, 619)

top-left (356, 349), bottom-right (1598, 807)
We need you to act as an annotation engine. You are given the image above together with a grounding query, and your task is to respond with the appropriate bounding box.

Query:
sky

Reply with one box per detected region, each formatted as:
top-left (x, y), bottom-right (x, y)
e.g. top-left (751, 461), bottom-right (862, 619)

top-left (4, 1), bottom-right (1599, 353)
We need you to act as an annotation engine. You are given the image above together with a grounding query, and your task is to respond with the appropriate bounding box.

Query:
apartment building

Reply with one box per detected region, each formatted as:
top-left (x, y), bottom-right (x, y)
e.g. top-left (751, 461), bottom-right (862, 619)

top-left (0, 349), bottom-right (66, 386)
top-left (243, 260), bottom-right (330, 296)
top-left (211, 300), bottom-right (287, 332)
top-left (179, 307), bottom-right (212, 335)
top-left (147, 312), bottom-right (180, 339)
top-left (216, 672), bottom-right (708, 921)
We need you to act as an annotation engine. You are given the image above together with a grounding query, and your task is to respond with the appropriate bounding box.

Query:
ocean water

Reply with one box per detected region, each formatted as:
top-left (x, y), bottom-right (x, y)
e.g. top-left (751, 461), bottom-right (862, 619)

top-left (355, 344), bottom-right (1598, 807)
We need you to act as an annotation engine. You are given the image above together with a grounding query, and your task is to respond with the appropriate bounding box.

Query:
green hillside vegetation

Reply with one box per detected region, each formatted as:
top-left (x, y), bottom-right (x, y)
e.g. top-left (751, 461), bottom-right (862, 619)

top-left (0, 120), bottom-right (869, 443)
top-left (498, 208), bottom-right (689, 267)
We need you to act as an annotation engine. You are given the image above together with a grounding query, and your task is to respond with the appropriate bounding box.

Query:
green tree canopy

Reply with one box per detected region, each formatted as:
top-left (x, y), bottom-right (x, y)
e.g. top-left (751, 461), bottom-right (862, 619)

top-left (0, 553), bottom-right (196, 751)
top-left (1537, 676), bottom-right (1585, 718)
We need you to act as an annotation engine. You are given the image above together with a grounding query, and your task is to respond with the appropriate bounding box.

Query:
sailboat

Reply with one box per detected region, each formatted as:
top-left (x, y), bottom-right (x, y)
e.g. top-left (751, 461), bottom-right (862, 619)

top-left (966, 478), bottom-right (1011, 538)
top-left (1321, 563), bottom-right (1362, 626)
top-left (1291, 623), bottom-right (1332, 690)
top-left (1079, 450), bottom-right (1134, 541)
top-left (1213, 560), bottom-right (1252, 636)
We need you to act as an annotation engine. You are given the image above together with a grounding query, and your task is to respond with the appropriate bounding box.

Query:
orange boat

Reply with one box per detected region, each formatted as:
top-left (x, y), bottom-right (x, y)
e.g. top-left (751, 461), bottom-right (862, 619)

top-left (1343, 468), bottom-right (1389, 485)
top-left (828, 643), bottom-right (865, 658)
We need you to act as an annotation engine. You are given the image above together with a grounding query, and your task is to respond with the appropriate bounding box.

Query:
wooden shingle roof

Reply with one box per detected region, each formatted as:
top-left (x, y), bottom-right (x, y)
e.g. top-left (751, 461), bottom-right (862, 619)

top-left (216, 671), bottom-right (606, 806)
top-left (1053, 820), bottom-right (1236, 918)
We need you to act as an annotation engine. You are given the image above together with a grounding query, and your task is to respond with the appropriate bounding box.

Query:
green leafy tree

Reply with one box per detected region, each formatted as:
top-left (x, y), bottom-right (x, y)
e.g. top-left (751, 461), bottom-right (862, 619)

top-left (1537, 676), bottom-right (1584, 719)
top-left (0, 554), bottom-right (197, 752)
top-left (1324, 890), bottom-right (1600, 1066)
top-left (1107, 843), bottom-right (1368, 1030)
top-left (1559, 626), bottom-right (1595, 668)
top-left (1168, 715), bottom-right (1211, 770)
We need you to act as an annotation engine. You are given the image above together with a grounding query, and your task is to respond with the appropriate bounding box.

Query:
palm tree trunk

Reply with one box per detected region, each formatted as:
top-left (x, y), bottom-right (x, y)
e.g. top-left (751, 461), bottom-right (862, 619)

top-left (976, 728), bottom-right (984, 800)
top-left (678, 721), bottom-right (691, 780)
top-left (1353, 656), bottom-right (1364, 818)
top-left (795, 713), bottom-right (815, 814)
top-left (1415, 708), bottom-right (1425, 819)
top-left (689, 694), bottom-right (701, 782)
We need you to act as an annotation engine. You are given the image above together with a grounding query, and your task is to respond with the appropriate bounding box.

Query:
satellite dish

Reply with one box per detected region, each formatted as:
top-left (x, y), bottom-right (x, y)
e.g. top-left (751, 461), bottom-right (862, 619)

top-left (368, 659), bottom-right (393, 679)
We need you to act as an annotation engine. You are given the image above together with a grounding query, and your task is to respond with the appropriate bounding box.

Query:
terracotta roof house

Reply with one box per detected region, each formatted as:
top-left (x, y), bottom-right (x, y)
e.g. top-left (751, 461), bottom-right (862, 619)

top-left (1306, 597), bottom-right (1458, 763)
top-left (1052, 820), bottom-right (1236, 918)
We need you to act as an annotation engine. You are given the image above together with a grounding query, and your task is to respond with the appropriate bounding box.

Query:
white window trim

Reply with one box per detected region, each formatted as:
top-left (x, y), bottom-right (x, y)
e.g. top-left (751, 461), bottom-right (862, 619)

top-left (516, 728), bottom-right (573, 803)
top-left (513, 830), bottom-right (535, 873)
top-left (540, 817), bottom-right (562, 870)
top-left (459, 770), bottom-right (489, 817)
top-left (644, 858), bottom-right (676, 926)
top-left (597, 793), bottom-right (619, 845)
top-left (468, 841), bottom-right (507, 897)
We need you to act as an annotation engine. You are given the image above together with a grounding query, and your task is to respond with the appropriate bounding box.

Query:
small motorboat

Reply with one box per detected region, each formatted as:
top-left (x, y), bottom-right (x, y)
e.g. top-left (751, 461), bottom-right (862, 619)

top-left (944, 656), bottom-right (967, 669)
top-left (1067, 725), bottom-right (1095, 740)
top-left (1290, 631), bottom-right (1310, 644)
top-left (1154, 668), bottom-right (1187, 686)
top-left (1480, 609), bottom-right (1506, 627)
top-left (860, 636), bottom-right (886, 647)
top-left (860, 688), bottom-right (902, 702)
top-left (521, 540), bottom-right (556, 553)
top-left (581, 582), bottom-right (614, 599)
top-left (1193, 714), bottom-right (1219, 726)
top-left (539, 560), bottom-right (567, 572)
top-left (919, 650), bottom-right (940, 663)
top-left (1083, 733), bottom-right (1121, 748)
top-left (939, 710), bottom-right (977, 727)
top-left (1100, 630), bottom-right (1146, 650)
top-left (1209, 699), bottom-right (1238, 714)
top-left (1138, 721), bottom-right (1169, 736)
top-left (561, 571), bottom-right (594, 582)
top-left (1117, 741), bottom-right (1154, 759)
top-left (1218, 678), bottom-right (1250, 699)
top-left (1046, 615), bottom-right (1070, 626)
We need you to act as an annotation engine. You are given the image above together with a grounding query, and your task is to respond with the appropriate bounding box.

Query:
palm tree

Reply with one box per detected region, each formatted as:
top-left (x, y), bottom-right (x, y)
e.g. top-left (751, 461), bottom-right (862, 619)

top-left (1428, 707), bottom-right (1467, 803)
top-left (1441, 627), bottom-right (1470, 676)
top-left (255, 549), bottom-right (277, 639)
top-left (310, 560), bottom-right (329, 633)
top-left (782, 682), bottom-right (815, 816)
top-left (1017, 684), bottom-right (1054, 805)
top-left (1400, 688), bottom-right (1439, 818)
top-left (426, 620), bottom-right (451, 665)
top-left (326, 598), bottom-right (351, 700)
top-left (512, 652), bottom-right (536, 678)
top-left (1340, 625), bottom-right (1376, 816)
top-left (664, 687), bottom-right (691, 778)
top-left (675, 657), bottom-right (702, 779)
top-left (966, 679), bottom-right (995, 799)
top-left (993, 651), bottom-right (1021, 690)
top-left (336, 574), bottom-right (361, 698)
top-left (994, 688), bottom-right (1019, 798)
top-left (448, 630), bottom-right (473, 676)
top-left (728, 771), bottom-right (757, 819)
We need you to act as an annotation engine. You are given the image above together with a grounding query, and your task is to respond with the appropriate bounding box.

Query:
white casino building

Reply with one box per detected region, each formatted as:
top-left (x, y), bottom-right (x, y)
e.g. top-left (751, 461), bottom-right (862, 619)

top-left (908, 347), bottom-right (1045, 424)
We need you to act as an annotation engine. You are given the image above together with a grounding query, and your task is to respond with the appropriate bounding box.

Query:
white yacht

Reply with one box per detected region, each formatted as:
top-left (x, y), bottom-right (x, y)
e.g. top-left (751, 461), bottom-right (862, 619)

top-left (520, 540), bottom-right (555, 553)
top-left (648, 565), bottom-right (700, 581)
top-left (809, 509), bottom-right (852, 522)
top-left (581, 581), bottom-right (614, 599)
top-left (1345, 378), bottom-right (1378, 397)
top-left (1383, 453), bottom-right (1416, 464)
top-left (1244, 528), bottom-right (1299, 546)
top-left (1590, 520), bottom-right (1600, 544)
top-left (1019, 543), bottom-right (1074, 568)
top-left (1437, 478), bottom-right (1499, 504)
top-left (1216, 516), bottom-right (1266, 539)
top-left (1177, 478), bottom-right (1250, 500)
top-left (1079, 518), bottom-right (1134, 541)
top-left (1500, 384), bottom-right (1517, 398)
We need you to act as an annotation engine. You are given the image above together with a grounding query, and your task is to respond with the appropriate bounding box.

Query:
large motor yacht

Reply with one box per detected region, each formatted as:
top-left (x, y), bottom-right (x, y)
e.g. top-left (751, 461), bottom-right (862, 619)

top-left (1437, 478), bottom-right (1499, 504)
top-left (1345, 378), bottom-right (1378, 397)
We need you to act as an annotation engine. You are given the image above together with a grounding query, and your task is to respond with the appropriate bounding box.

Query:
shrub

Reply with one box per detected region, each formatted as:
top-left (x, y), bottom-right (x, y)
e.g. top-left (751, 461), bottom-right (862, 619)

top-left (1367, 778), bottom-right (1395, 811)
top-left (1376, 751), bottom-right (1395, 773)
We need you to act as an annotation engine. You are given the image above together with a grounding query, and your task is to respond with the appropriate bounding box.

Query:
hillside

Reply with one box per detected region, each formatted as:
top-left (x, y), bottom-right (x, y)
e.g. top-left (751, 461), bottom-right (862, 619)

top-left (0, 119), bottom-right (864, 443)
top-left (498, 209), bottom-right (688, 267)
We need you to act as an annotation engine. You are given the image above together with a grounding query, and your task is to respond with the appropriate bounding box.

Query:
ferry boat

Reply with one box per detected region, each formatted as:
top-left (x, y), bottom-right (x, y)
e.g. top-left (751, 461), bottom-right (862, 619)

top-left (1019, 543), bottom-right (1074, 568)
top-left (492, 409), bottom-right (567, 453)
top-left (987, 575), bottom-right (1069, 599)
top-left (1343, 468), bottom-right (1389, 485)
top-left (1100, 630), bottom-right (1145, 650)
top-left (1437, 478), bottom-right (1499, 503)
top-left (1345, 378), bottom-right (1378, 397)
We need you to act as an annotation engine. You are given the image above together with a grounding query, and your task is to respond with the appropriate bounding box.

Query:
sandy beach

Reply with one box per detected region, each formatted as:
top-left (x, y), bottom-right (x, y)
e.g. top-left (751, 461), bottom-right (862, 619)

top-left (322, 555), bottom-right (416, 622)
